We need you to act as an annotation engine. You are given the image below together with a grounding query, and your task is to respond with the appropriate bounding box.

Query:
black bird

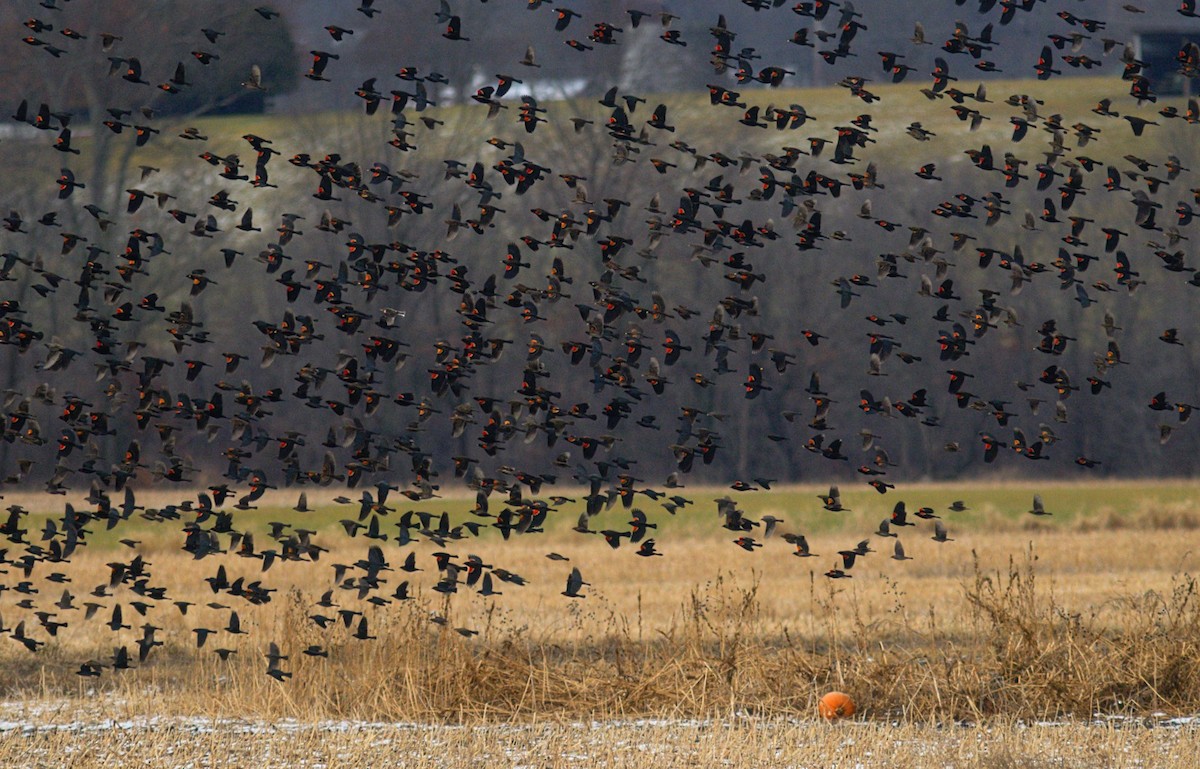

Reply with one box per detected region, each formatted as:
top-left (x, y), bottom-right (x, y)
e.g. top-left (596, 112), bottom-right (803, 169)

top-left (562, 567), bottom-right (588, 598)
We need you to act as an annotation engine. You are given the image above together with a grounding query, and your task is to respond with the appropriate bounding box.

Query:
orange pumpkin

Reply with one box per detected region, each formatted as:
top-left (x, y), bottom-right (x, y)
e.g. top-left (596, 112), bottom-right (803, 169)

top-left (818, 691), bottom-right (856, 720)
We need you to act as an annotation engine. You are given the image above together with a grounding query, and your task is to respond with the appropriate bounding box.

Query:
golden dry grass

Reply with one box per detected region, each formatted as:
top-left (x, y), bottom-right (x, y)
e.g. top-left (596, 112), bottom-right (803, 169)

top-left (0, 481), bottom-right (1198, 719)
top-left (1, 481), bottom-right (1200, 766)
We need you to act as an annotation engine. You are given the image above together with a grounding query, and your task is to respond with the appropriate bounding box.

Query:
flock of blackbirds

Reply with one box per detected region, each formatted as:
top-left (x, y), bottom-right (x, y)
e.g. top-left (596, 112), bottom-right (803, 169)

top-left (0, 0), bottom-right (1197, 683)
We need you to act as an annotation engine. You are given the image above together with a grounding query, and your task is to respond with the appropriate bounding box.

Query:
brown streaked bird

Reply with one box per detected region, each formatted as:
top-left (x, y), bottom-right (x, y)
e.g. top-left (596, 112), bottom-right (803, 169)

top-left (931, 520), bottom-right (953, 543)
top-left (241, 64), bottom-right (264, 91)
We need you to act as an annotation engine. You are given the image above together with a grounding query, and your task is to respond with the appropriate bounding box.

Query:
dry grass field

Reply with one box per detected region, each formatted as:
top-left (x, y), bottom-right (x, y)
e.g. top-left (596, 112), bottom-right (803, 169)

top-left (0, 481), bottom-right (1198, 766)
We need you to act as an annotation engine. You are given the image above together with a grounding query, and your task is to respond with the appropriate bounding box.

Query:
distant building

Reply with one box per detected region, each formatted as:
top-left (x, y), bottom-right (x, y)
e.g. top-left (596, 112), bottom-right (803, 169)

top-left (1135, 31), bottom-right (1200, 96)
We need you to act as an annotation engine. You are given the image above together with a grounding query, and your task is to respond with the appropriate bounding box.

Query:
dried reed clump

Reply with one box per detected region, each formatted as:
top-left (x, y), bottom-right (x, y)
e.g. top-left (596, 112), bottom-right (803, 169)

top-left (954, 547), bottom-right (1200, 720)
